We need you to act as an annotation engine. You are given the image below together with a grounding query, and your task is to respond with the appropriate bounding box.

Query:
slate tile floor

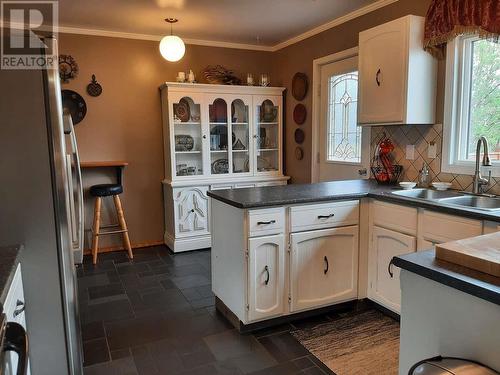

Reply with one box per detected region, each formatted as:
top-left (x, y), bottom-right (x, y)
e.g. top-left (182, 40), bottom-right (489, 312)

top-left (78, 246), bottom-right (336, 375)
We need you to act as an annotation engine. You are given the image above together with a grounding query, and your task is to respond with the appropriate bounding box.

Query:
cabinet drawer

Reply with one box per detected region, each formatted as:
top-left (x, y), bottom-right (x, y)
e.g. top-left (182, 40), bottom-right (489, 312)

top-left (372, 200), bottom-right (417, 235)
top-left (290, 201), bottom-right (359, 232)
top-left (420, 211), bottom-right (482, 243)
top-left (248, 208), bottom-right (285, 237)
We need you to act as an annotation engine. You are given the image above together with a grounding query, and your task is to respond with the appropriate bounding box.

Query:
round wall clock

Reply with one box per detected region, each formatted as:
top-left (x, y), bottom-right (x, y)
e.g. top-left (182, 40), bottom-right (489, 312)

top-left (59, 54), bottom-right (79, 83)
top-left (61, 90), bottom-right (87, 124)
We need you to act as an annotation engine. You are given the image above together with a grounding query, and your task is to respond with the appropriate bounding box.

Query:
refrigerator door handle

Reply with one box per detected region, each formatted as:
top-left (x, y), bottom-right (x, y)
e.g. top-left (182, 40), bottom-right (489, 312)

top-left (3, 322), bottom-right (29, 375)
top-left (70, 122), bottom-right (84, 256)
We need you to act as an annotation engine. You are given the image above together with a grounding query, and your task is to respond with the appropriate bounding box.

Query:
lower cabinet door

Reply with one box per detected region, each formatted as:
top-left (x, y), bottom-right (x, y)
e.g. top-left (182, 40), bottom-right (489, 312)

top-left (369, 226), bottom-right (416, 313)
top-left (247, 234), bottom-right (285, 322)
top-left (174, 187), bottom-right (210, 237)
top-left (290, 226), bottom-right (359, 312)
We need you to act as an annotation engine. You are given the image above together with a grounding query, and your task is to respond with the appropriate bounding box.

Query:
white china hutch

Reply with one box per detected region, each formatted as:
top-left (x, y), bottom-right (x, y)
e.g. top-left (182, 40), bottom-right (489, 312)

top-left (160, 82), bottom-right (289, 252)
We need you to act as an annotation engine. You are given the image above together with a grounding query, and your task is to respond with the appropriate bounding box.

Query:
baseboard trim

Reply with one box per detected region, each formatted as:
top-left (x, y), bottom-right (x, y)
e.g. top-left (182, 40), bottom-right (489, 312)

top-left (164, 231), bottom-right (212, 253)
top-left (83, 240), bottom-right (164, 255)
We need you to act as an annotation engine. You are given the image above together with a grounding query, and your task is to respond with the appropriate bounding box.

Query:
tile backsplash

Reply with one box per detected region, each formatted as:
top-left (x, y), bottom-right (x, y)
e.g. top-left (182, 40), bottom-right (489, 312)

top-left (370, 124), bottom-right (500, 195)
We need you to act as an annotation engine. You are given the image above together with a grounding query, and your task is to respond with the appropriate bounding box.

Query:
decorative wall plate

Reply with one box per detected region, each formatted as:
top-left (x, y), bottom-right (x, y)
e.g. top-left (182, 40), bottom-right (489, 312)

top-left (59, 55), bottom-right (78, 83)
top-left (295, 146), bottom-right (304, 160)
top-left (294, 128), bottom-right (305, 144)
top-left (86, 74), bottom-right (102, 97)
top-left (174, 98), bottom-right (190, 122)
top-left (61, 90), bottom-right (87, 125)
top-left (293, 104), bottom-right (307, 125)
top-left (292, 72), bottom-right (308, 101)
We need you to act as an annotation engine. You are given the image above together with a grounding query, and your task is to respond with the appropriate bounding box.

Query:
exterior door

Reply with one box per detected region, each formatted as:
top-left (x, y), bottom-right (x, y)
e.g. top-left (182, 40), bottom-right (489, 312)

top-left (290, 226), bottom-right (359, 312)
top-left (369, 226), bottom-right (416, 313)
top-left (248, 234), bottom-right (285, 321)
top-left (319, 56), bottom-right (370, 181)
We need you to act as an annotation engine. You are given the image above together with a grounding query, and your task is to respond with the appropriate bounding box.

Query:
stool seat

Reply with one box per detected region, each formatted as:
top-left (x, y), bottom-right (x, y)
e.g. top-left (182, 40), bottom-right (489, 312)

top-left (90, 184), bottom-right (123, 197)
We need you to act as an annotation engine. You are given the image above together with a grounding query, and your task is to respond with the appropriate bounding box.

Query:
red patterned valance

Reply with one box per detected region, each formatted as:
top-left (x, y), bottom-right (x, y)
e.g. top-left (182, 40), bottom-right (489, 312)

top-left (424, 0), bottom-right (500, 59)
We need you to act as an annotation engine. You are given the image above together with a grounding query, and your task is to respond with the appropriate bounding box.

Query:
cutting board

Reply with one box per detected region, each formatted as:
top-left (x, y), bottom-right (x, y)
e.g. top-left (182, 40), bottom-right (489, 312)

top-left (435, 232), bottom-right (500, 277)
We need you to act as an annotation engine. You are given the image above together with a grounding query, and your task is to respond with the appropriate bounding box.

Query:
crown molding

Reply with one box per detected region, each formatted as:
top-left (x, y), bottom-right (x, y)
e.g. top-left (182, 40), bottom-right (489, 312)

top-left (271, 0), bottom-right (399, 51)
top-left (57, 25), bottom-right (275, 51)
top-left (3, 0), bottom-right (398, 52)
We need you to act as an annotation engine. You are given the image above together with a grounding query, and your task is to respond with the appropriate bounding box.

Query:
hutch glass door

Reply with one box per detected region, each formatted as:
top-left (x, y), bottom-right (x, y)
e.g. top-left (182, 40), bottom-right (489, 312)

top-left (208, 97), bottom-right (230, 176)
top-left (231, 98), bottom-right (251, 174)
top-left (256, 98), bottom-right (280, 173)
top-left (172, 96), bottom-right (203, 177)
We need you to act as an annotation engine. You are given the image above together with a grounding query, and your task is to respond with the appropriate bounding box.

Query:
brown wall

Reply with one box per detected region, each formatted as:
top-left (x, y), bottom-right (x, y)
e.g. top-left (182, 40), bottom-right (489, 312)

top-left (59, 34), bottom-right (273, 248)
top-left (60, 0), bottom-right (433, 248)
top-left (271, 0), bottom-right (431, 183)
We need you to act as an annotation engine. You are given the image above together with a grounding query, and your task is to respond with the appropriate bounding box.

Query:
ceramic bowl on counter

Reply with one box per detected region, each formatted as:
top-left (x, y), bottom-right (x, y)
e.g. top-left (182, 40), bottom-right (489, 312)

top-left (432, 182), bottom-right (453, 191)
top-left (399, 181), bottom-right (417, 190)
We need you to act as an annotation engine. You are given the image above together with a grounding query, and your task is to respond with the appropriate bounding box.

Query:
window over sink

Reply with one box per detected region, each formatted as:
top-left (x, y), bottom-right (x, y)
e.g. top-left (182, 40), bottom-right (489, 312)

top-left (442, 35), bottom-right (500, 177)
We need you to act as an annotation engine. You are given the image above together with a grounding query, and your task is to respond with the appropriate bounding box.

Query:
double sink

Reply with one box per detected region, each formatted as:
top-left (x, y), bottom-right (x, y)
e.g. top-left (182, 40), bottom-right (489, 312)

top-left (391, 189), bottom-right (500, 211)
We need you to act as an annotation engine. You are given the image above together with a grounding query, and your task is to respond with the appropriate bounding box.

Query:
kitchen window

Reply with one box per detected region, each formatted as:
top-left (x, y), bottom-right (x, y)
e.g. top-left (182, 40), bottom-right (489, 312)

top-left (442, 35), bottom-right (500, 176)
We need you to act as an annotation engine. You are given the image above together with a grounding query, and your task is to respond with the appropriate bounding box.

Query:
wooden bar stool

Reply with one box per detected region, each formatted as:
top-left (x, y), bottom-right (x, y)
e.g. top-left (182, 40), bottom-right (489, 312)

top-left (90, 166), bottom-right (133, 264)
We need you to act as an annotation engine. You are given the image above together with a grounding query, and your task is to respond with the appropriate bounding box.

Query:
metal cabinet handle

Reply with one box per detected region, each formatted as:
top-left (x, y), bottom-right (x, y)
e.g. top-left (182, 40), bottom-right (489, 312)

top-left (318, 214), bottom-right (334, 219)
top-left (13, 300), bottom-right (25, 318)
top-left (324, 256), bottom-right (329, 274)
top-left (376, 68), bottom-right (381, 86)
top-left (388, 259), bottom-right (394, 278)
top-left (264, 265), bottom-right (270, 285)
top-left (257, 220), bottom-right (276, 225)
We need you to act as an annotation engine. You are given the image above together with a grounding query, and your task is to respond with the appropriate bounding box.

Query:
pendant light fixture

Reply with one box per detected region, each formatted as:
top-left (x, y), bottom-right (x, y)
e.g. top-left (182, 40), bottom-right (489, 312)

top-left (159, 18), bottom-right (185, 62)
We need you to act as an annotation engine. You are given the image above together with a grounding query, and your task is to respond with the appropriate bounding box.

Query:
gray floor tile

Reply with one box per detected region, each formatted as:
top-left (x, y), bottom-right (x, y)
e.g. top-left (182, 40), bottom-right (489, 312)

top-left (84, 357), bottom-right (138, 375)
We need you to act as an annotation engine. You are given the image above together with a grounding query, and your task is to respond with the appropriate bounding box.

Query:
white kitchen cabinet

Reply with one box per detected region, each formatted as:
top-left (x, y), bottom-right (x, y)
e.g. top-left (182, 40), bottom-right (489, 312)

top-left (368, 225), bottom-right (416, 313)
top-left (3, 264), bottom-right (30, 375)
top-left (358, 15), bottom-right (437, 125)
top-left (247, 234), bottom-right (285, 321)
top-left (161, 83), bottom-right (289, 252)
top-left (417, 210), bottom-right (482, 250)
top-left (290, 226), bottom-right (359, 312)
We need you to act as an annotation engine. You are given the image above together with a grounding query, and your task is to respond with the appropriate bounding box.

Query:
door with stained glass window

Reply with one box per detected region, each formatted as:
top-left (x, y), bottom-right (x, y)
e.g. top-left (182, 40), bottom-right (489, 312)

top-left (318, 56), bottom-right (370, 181)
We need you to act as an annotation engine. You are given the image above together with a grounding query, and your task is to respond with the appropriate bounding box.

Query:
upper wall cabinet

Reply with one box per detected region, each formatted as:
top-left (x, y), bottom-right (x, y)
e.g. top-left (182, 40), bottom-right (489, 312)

top-left (358, 15), bottom-right (437, 126)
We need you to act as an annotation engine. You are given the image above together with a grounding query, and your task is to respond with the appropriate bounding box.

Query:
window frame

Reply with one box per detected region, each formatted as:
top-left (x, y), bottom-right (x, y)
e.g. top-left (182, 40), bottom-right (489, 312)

top-left (442, 35), bottom-right (500, 177)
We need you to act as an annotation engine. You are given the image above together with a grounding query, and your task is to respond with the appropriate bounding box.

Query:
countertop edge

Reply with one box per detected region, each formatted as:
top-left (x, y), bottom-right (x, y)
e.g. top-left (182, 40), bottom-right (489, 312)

top-left (207, 182), bottom-right (500, 222)
top-left (392, 251), bottom-right (500, 306)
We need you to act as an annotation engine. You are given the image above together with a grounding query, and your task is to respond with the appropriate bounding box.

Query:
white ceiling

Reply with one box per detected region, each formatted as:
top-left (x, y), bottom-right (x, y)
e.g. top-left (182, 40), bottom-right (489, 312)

top-left (57, 0), bottom-right (380, 48)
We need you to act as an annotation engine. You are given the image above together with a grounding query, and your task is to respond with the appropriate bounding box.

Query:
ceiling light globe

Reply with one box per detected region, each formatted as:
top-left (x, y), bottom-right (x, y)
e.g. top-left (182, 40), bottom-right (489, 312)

top-left (159, 35), bottom-right (185, 62)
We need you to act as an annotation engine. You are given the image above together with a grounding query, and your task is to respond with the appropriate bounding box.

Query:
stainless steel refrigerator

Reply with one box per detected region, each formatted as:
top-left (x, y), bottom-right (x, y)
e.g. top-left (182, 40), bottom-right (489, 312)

top-left (0, 36), bottom-right (83, 374)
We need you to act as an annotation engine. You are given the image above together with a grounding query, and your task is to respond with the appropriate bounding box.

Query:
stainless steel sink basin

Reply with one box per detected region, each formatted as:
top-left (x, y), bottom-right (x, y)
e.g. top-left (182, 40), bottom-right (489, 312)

top-left (438, 195), bottom-right (500, 211)
top-left (391, 189), bottom-right (462, 200)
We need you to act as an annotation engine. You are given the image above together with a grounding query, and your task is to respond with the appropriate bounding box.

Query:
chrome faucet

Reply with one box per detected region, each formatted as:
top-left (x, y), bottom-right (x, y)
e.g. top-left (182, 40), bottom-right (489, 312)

top-left (472, 136), bottom-right (492, 194)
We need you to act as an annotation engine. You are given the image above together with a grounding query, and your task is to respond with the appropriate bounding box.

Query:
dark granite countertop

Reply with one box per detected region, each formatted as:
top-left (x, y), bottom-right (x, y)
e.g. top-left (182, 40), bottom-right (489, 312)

top-left (207, 179), bottom-right (500, 222)
top-left (0, 245), bottom-right (23, 307)
top-left (392, 250), bottom-right (500, 306)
